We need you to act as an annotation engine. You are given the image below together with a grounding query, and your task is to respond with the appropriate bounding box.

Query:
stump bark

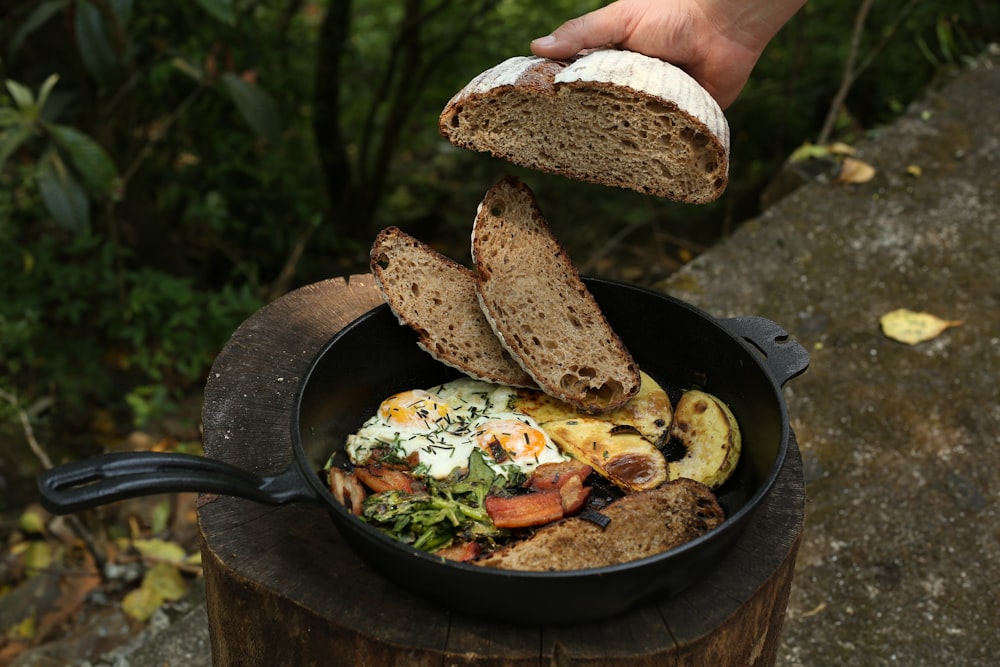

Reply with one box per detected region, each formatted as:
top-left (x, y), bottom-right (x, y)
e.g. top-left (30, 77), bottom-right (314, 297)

top-left (198, 274), bottom-right (805, 666)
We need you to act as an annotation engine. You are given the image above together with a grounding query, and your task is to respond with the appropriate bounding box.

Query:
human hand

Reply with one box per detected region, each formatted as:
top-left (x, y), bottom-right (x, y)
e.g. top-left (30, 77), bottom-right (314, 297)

top-left (531, 0), bottom-right (806, 109)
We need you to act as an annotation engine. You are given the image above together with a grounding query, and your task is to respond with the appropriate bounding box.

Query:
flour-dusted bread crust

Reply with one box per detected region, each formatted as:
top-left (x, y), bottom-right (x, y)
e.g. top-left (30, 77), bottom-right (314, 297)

top-left (474, 478), bottom-right (725, 571)
top-left (472, 177), bottom-right (640, 413)
top-left (370, 227), bottom-right (536, 388)
top-left (440, 49), bottom-right (730, 203)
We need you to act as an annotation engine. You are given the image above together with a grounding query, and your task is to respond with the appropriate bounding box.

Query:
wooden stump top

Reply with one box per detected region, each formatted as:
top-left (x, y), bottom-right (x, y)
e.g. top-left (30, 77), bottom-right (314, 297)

top-left (198, 275), bottom-right (805, 666)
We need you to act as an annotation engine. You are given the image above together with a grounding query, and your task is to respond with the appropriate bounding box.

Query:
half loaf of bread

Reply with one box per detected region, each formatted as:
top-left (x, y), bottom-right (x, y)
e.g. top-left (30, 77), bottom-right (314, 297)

top-left (440, 49), bottom-right (730, 203)
top-left (474, 478), bottom-right (725, 571)
top-left (370, 226), bottom-right (536, 388)
top-left (472, 176), bottom-right (640, 413)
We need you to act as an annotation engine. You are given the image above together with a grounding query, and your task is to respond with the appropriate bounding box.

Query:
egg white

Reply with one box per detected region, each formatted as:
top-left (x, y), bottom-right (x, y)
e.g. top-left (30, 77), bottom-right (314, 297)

top-left (346, 378), bottom-right (567, 479)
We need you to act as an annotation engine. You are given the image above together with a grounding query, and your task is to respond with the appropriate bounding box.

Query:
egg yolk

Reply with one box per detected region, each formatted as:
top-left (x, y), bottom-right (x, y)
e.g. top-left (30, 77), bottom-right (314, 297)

top-left (378, 389), bottom-right (450, 430)
top-left (476, 419), bottom-right (548, 464)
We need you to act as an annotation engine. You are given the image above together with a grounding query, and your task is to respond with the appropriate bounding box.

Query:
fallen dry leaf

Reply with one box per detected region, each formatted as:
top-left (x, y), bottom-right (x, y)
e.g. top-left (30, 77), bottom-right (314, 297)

top-left (880, 309), bottom-right (962, 344)
top-left (22, 541), bottom-right (53, 577)
top-left (19, 508), bottom-right (47, 535)
top-left (122, 583), bottom-right (162, 623)
top-left (837, 157), bottom-right (876, 184)
top-left (9, 612), bottom-right (36, 640)
top-left (151, 499), bottom-right (172, 533)
top-left (0, 551), bottom-right (102, 663)
top-left (144, 562), bottom-right (188, 601)
top-left (35, 567), bottom-right (102, 643)
top-left (828, 141), bottom-right (856, 156)
top-left (122, 562), bottom-right (188, 622)
top-left (129, 537), bottom-right (187, 564)
top-left (789, 142), bottom-right (832, 163)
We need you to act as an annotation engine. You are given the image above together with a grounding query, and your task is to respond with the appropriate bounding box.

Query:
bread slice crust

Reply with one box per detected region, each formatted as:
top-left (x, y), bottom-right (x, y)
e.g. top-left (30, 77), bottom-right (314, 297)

top-left (471, 176), bottom-right (640, 413)
top-left (440, 49), bottom-right (730, 203)
top-left (370, 226), bottom-right (536, 387)
top-left (474, 478), bottom-right (725, 571)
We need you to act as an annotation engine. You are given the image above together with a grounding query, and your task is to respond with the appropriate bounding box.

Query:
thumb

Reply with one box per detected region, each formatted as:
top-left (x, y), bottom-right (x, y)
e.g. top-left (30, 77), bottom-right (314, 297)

top-left (530, 5), bottom-right (631, 60)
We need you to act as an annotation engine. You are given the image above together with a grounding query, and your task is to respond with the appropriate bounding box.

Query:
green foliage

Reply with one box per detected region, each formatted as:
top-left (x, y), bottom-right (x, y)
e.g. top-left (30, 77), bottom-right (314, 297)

top-left (0, 0), bottom-right (313, 434)
top-left (0, 214), bottom-right (261, 422)
top-left (0, 74), bottom-right (119, 230)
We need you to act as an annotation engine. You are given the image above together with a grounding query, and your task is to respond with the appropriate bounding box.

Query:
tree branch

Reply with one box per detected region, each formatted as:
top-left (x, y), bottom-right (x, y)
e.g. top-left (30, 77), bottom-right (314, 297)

top-left (817, 0), bottom-right (875, 145)
top-left (0, 388), bottom-right (108, 575)
top-left (313, 0), bottom-right (353, 210)
top-left (363, 0), bottom-right (497, 224)
top-left (0, 388), bottom-right (53, 470)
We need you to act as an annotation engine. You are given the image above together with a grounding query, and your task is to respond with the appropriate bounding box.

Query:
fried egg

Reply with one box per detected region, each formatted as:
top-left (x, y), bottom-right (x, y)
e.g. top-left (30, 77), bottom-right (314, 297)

top-left (377, 389), bottom-right (451, 430)
top-left (346, 378), bottom-right (568, 480)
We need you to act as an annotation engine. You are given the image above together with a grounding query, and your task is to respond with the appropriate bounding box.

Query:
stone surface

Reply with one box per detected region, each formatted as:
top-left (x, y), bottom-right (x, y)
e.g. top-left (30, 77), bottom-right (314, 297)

top-left (116, 49), bottom-right (999, 667)
top-left (84, 581), bottom-right (211, 667)
top-left (656, 49), bottom-right (1000, 666)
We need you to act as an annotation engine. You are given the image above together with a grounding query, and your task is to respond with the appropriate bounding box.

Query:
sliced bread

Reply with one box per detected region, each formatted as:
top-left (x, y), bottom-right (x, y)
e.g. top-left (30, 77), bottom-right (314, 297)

top-left (370, 226), bottom-right (536, 388)
top-left (471, 176), bottom-right (640, 413)
top-left (474, 478), bottom-right (725, 571)
top-left (440, 49), bottom-right (730, 203)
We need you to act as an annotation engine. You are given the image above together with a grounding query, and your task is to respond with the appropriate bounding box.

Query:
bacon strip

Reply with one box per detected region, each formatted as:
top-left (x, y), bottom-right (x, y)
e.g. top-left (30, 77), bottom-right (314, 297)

top-left (327, 468), bottom-right (367, 516)
top-left (558, 475), bottom-right (591, 515)
top-left (485, 491), bottom-right (564, 528)
top-left (527, 459), bottom-right (593, 491)
top-left (355, 465), bottom-right (419, 494)
top-left (435, 541), bottom-right (482, 562)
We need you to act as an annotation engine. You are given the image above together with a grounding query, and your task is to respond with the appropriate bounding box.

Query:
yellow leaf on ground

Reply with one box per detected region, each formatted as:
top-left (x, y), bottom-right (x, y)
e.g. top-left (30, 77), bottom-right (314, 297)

top-left (144, 562), bottom-right (188, 601)
top-left (123, 561), bottom-right (189, 623)
top-left (19, 509), bottom-right (46, 535)
top-left (132, 538), bottom-right (187, 563)
top-left (7, 612), bottom-right (36, 640)
top-left (837, 157), bottom-right (876, 184)
top-left (151, 500), bottom-right (172, 534)
top-left (23, 541), bottom-right (53, 577)
top-left (122, 584), bottom-right (163, 623)
top-left (880, 309), bottom-right (962, 344)
top-left (789, 142), bottom-right (831, 163)
top-left (828, 141), bottom-right (856, 156)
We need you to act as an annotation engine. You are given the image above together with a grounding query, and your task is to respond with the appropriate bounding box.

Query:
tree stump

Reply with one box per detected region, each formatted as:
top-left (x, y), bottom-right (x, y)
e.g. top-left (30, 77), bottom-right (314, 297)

top-left (198, 274), bottom-right (805, 666)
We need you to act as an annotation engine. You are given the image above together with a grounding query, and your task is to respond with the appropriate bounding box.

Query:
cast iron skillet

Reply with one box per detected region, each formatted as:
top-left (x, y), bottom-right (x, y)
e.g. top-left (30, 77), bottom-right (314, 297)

top-left (37, 278), bottom-right (808, 625)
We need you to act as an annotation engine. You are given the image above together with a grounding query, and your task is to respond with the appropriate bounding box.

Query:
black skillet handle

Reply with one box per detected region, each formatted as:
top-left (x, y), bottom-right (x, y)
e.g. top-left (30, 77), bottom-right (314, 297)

top-left (718, 316), bottom-right (810, 387)
top-left (37, 452), bottom-right (319, 515)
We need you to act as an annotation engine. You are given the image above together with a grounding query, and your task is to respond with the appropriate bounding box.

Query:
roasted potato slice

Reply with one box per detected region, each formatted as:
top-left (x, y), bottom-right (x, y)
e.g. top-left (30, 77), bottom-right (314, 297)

top-left (516, 371), bottom-right (673, 444)
top-left (542, 417), bottom-right (668, 492)
top-left (668, 390), bottom-right (741, 489)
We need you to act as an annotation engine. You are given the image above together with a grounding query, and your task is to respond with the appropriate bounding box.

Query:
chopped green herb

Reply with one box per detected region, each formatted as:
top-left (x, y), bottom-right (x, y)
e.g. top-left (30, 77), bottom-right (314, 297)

top-left (360, 449), bottom-right (521, 553)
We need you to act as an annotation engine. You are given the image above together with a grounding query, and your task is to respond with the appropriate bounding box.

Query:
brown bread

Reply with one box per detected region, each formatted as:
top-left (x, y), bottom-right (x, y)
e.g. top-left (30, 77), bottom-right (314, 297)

top-left (440, 49), bottom-right (730, 203)
top-left (370, 226), bottom-right (536, 387)
top-left (474, 478), bottom-right (725, 571)
top-left (472, 176), bottom-right (640, 413)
